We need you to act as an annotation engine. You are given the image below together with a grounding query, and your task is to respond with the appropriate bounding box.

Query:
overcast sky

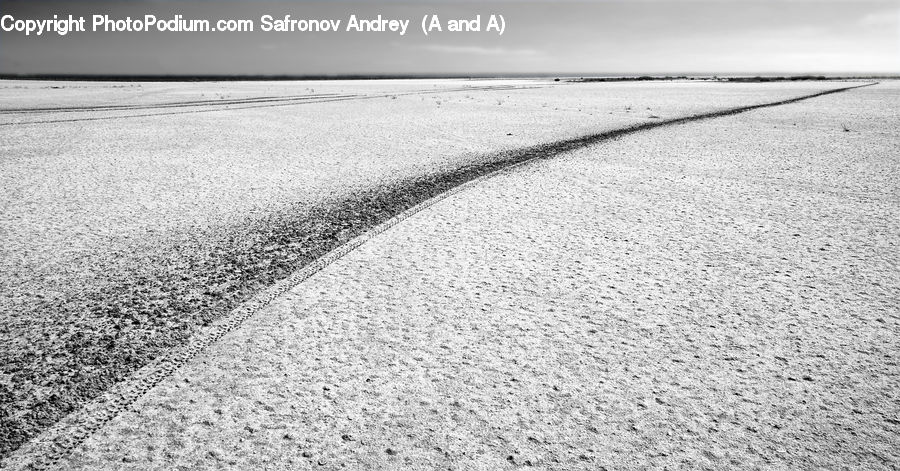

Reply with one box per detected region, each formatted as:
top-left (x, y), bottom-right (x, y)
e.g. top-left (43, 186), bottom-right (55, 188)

top-left (1, 0), bottom-right (897, 75)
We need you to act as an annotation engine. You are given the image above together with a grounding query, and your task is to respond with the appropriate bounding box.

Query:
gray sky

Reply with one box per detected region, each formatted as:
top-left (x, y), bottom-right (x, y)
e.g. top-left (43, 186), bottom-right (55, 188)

top-left (1, 0), bottom-right (897, 75)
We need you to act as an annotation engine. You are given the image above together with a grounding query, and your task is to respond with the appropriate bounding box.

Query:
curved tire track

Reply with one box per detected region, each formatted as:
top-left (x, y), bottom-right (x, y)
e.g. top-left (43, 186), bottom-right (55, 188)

top-left (0, 82), bottom-right (875, 470)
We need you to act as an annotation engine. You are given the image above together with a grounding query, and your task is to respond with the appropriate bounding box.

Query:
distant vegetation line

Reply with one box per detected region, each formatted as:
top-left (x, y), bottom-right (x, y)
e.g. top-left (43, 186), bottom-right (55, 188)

top-left (572, 75), bottom-right (897, 83)
top-left (0, 73), bottom-right (896, 82)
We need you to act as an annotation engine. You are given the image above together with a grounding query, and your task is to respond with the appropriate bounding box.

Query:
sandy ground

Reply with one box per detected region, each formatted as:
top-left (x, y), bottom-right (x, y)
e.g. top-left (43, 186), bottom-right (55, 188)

top-left (1, 79), bottom-right (859, 457)
top-left (47, 82), bottom-right (900, 470)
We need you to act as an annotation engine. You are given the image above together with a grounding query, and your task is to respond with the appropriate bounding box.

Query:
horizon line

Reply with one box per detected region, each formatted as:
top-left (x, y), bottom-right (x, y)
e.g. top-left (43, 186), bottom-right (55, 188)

top-left (2, 73), bottom-right (898, 82)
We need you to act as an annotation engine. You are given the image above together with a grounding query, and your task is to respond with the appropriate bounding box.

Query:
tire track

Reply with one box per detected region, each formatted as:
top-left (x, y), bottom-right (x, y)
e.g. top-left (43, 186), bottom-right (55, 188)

top-left (0, 82), bottom-right (875, 470)
top-left (0, 93), bottom-right (347, 114)
top-left (0, 84), bottom-right (536, 126)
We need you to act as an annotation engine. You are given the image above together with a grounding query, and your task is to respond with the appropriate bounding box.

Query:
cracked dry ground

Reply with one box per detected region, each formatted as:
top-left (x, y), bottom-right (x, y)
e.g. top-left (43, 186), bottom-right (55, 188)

top-left (2, 80), bottom-right (852, 459)
top-left (56, 84), bottom-right (900, 470)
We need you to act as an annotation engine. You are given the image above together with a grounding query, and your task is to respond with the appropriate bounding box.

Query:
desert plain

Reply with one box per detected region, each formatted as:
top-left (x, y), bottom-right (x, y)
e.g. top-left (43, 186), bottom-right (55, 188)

top-left (0, 78), bottom-right (898, 469)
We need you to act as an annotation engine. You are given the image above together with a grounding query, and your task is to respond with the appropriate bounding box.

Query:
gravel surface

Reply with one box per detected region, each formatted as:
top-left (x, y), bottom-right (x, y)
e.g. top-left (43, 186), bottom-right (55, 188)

top-left (50, 82), bottom-right (899, 470)
top-left (1, 79), bottom-right (857, 457)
